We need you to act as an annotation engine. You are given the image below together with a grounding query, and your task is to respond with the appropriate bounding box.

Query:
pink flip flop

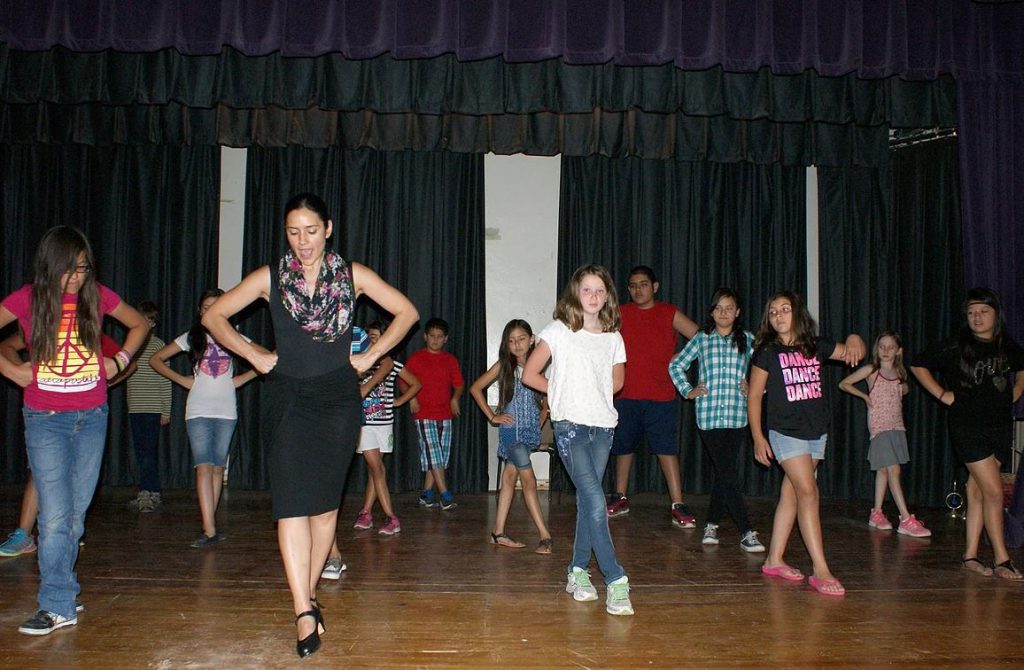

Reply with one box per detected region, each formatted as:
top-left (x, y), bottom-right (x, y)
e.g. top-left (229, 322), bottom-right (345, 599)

top-left (808, 575), bottom-right (846, 597)
top-left (761, 564), bottom-right (804, 581)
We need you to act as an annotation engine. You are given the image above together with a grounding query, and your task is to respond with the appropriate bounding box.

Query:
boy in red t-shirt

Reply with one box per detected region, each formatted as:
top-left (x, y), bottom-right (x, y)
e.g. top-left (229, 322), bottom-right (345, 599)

top-left (405, 318), bottom-right (464, 510)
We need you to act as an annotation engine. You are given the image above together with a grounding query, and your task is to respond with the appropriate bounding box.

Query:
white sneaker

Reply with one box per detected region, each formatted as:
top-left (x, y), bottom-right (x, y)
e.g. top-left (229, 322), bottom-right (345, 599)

top-left (605, 576), bottom-right (634, 616)
top-left (740, 530), bottom-right (766, 553)
top-left (565, 567), bottom-right (598, 602)
top-left (702, 523), bottom-right (720, 545)
top-left (320, 558), bottom-right (348, 580)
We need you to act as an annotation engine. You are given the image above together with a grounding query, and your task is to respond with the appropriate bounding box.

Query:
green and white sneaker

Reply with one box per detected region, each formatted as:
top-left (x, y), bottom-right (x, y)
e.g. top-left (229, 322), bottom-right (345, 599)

top-left (605, 576), bottom-right (634, 616)
top-left (565, 567), bottom-right (599, 602)
top-left (0, 528), bottom-right (36, 557)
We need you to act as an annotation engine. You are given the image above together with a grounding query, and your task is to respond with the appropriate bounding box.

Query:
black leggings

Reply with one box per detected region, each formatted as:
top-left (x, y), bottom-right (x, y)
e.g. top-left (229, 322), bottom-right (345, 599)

top-left (699, 428), bottom-right (752, 533)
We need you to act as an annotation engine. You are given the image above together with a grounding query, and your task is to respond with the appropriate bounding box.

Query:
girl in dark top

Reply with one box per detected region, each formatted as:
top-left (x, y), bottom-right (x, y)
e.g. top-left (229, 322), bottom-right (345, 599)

top-left (202, 193), bottom-right (418, 658)
top-left (748, 291), bottom-right (864, 597)
top-left (910, 288), bottom-right (1024, 580)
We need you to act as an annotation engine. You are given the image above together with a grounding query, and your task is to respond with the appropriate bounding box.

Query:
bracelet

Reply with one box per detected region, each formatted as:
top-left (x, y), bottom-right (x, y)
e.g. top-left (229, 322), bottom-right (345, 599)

top-left (938, 389), bottom-right (948, 401)
top-left (115, 349), bottom-right (132, 369)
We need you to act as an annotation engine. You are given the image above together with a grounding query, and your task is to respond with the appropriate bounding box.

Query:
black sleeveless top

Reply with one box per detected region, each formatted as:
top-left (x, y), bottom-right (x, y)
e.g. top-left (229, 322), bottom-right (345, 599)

top-left (268, 263), bottom-right (353, 379)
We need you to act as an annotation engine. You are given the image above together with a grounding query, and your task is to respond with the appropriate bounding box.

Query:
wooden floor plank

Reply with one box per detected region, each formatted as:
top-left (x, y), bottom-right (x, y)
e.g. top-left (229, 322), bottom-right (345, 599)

top-left (0, 485), bottom-right (1021, 668)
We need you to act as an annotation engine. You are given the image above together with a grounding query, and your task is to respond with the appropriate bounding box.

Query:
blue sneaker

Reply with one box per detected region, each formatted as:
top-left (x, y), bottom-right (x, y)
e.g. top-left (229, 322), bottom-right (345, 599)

top-left (440, 492), bottom-right (458, 511)
top-left (419, 491), bottom-right (438, 509)
top-left (0, 528), bottom-right (36, 557)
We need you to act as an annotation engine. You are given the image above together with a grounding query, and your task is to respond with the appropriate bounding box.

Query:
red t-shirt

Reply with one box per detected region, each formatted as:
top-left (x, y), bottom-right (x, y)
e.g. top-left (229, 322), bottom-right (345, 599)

top-left (2, 283), bottom-right (122, 411)
top-left (405, 349), bottom-right (464, 420)
top-left (618, 301), bottom-right (679, 401)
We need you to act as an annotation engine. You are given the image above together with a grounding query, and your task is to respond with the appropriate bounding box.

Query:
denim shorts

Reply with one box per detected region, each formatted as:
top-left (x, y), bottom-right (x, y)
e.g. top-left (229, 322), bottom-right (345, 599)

top-left (186, 417), bottom-right (236, 467)
top-left (502, 442), bottom-right (534, 471)
top-left (768, 430), bottom-right (827, 462)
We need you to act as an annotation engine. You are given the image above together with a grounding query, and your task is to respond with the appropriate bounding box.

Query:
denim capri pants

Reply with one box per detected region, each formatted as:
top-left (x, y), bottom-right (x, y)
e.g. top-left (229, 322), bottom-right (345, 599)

top-left (186, 417), bottom-right (236, 467)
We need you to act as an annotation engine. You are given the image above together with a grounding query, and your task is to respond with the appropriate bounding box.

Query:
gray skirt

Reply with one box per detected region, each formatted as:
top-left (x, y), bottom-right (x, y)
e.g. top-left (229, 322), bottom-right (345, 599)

top-left (867, 430), bottom-right (909, 470)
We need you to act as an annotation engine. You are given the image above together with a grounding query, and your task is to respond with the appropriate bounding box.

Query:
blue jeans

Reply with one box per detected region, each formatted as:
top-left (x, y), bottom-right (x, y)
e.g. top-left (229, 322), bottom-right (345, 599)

top-left (553, 420), bottom-right (625, 584)
top-left (23, 404), bottom-right (108, 619)
top-left (186, 417), bottom-right (236, 467)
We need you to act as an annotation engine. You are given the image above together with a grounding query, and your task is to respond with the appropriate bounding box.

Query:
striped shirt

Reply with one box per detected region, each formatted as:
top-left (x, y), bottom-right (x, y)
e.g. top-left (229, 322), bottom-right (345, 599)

top-left (127, 335), bottom-right (173, 418)
top-left (362, 360), bottom-right (403, 425)
top-left (668, 330), bottom-right (753, 430)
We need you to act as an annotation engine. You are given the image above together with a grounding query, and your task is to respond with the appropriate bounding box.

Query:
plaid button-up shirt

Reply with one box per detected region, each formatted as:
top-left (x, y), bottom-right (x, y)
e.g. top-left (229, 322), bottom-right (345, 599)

top-left (668, 330), bottom-right (754, 430)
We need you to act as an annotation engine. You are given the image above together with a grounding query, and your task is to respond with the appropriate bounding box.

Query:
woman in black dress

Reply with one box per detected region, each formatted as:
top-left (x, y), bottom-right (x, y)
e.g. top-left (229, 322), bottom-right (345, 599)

top-left (203, 193), bottom-right (418, 657)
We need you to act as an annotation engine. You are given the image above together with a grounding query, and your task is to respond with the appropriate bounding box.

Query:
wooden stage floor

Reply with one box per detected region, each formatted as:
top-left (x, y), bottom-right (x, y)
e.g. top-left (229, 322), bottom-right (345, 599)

top-left (0, 485), bottom-right (1021, 668)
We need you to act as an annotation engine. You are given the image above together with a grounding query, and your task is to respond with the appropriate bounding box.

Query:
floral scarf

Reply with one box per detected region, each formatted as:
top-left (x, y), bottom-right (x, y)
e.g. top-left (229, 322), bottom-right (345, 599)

top-left (278, 250), bottom-right (354, 342)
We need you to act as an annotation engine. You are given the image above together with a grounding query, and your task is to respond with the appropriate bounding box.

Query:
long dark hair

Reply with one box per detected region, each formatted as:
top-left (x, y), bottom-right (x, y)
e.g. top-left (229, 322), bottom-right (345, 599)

top-left (957, 287), bottom-right (1010, 384)
top-left (753, 290), bottom-right (818, 358)
top-left (187, 289), bottom-right (224, 370)
top-left (29, 226), bottom-right (101, 365)
top-left (701, 288), bottom-right (747, 355)
top-left (497, 319), bottom-right (542, 411)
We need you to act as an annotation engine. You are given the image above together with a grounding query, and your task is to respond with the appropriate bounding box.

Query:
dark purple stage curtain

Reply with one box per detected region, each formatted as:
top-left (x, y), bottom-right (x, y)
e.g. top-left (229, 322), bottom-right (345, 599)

top-left (956, 79), bottom-right (1024, 363)
top-left (2, 1), bottom-right (1023, 79)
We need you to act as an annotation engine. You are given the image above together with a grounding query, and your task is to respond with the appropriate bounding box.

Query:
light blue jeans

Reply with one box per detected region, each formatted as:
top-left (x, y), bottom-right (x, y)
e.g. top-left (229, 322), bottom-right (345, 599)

top-left (553, 420), bottom-right (625, 584)
top-left (24, 404), bottom-right (108, 619)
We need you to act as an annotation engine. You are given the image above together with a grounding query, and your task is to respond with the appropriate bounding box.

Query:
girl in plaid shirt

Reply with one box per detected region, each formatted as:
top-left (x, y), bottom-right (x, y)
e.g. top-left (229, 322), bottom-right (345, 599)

top-left (669, 288), bottom-right (764, 553)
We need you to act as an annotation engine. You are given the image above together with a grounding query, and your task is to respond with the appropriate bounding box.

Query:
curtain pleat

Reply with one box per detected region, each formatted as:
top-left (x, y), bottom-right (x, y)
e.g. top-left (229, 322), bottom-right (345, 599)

top-left (0, 144), bottom-right (221, 487)
top-left (817, 138), bottom-right (965, 507)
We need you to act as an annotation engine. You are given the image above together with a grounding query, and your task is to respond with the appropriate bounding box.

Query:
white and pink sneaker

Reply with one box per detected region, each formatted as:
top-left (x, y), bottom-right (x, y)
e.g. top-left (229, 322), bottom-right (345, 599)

top-left (868, 509), bottom-right (893, 530)
top-left (897, 514), bottom-right (932, 538)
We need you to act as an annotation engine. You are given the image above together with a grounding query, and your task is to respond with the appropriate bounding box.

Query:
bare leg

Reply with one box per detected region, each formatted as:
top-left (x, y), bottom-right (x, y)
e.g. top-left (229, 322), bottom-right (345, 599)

top-left (362, 449), bottom-right (394, 518)
top-left (657, 454), bottom-right (684, 505)
top-left (886, 465), bottom-right (911, 520)
top-left (361, 465), bottom-right (378, 514)
top-left (614, 453), bottom-right (634, 496)
top-left (964, 473), bottom-right (984, 560)
top-left (422, 471), bottom-right (435, 493)
top-left (493, 463), bottom-right (518, 536)
top-left (432, 467), bottom-right (449, 495)
top-left (965, 457), bottom-right (1016, 571)
top-left (307, 509), bottom-right (339, 596)
top-left (518, 467), bottom-right (551, 540)
top-left (778, 456), bottom-right (834, 581)
top-left (195, 464), bottom-right (220, 536)
top-left (19, 474), bottom-right (38, 533)
top-left (764, 473), bottom-right (798, 568)
top-left (873, 468), bottom-right (888, 512)
top-left (278, 516), bottom-right (316, 640)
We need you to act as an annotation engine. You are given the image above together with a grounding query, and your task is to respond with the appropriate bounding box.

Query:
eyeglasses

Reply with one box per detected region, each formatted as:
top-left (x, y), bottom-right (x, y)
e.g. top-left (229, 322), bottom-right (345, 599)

top-left (70, 264), bottom-right (93, 275)
top-left (768, 305), bottom-right (793, 317)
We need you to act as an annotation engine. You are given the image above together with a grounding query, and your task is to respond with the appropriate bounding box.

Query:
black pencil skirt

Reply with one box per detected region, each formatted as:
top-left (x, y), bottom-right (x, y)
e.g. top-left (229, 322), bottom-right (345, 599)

top-left (262, 365), bottom-right (362, 520)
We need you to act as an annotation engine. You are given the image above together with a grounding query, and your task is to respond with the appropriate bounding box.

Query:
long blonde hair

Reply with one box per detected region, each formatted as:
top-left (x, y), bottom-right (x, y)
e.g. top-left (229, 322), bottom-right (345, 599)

top-left (553, 264), bottom-right (621, 333)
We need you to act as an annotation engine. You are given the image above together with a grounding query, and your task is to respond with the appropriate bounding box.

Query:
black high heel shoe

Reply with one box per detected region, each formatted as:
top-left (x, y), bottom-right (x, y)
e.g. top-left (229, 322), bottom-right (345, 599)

top-left (295, 610), bottom-right (321, 658)
top-left (310, 597), bottom-right (326, 634)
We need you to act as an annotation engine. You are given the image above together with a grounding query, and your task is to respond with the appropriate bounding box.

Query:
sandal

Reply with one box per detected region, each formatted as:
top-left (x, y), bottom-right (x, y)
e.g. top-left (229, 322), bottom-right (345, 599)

top-left (490, 532), bottom-right (525, 549)
top-left (535, 538), bottom-right (553, 555)
top-left (760, 563), bottom-right (804, 581)
top-left (961, 557), bottom-right (993, 577)
top-left (993, 559), bottom-right (1023, 581)
top-left (808, 575), bottom-right (846, 597)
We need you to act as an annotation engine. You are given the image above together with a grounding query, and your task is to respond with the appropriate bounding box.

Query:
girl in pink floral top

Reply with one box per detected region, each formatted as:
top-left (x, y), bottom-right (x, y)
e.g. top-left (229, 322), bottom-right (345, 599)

top-left (839, 331), bottom-right (930, 538)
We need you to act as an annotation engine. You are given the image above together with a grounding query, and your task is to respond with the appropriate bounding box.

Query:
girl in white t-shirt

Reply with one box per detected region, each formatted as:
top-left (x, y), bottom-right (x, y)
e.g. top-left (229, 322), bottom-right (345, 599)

top-left (151, 289), bottom-right (257, 548)
top-left (522, 264), bottom-right (632, 616)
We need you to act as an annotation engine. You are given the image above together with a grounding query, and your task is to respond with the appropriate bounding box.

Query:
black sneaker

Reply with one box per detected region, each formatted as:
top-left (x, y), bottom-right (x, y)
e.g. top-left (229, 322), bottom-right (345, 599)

top-left (190, 532), bottom-right (226, 548)
top-left (18, 609), bottom-right (77, 636)
top-left (440, 494), bottom-right (458, 511)
top-left (76, 599), bottom-right (84, 613)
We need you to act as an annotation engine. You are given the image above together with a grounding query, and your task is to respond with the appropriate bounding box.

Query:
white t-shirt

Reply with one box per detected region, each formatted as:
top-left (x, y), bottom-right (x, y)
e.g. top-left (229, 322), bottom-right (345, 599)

top-left (173, 331), bottom-right (247, 420)
top-left (537, 320), bottom-right (626, 428)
